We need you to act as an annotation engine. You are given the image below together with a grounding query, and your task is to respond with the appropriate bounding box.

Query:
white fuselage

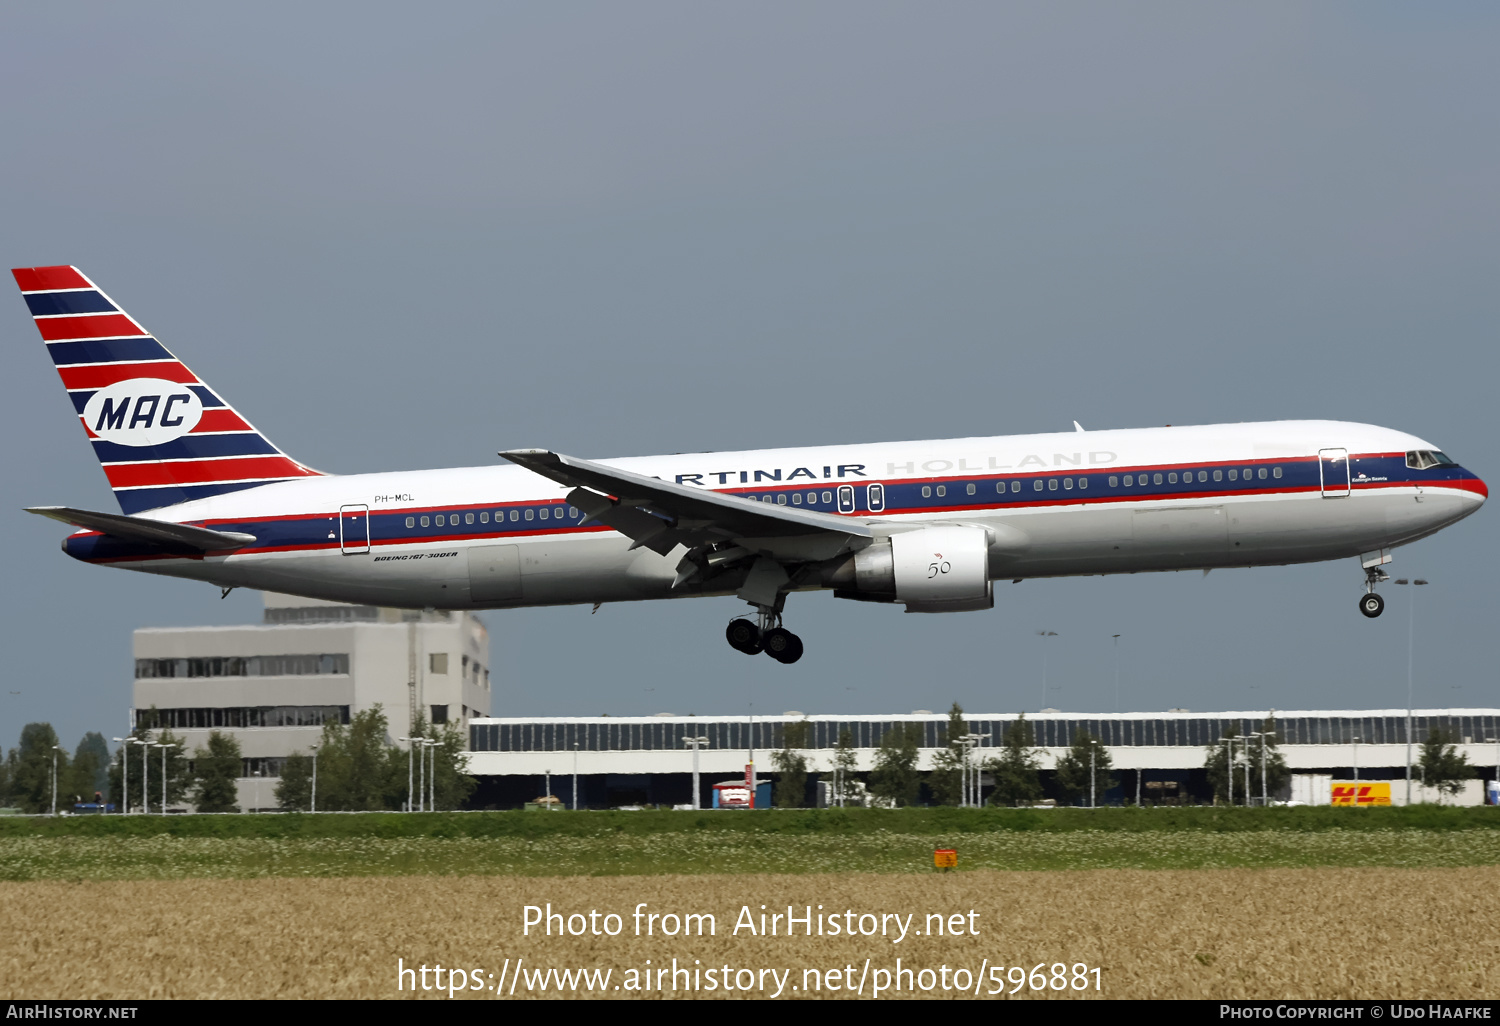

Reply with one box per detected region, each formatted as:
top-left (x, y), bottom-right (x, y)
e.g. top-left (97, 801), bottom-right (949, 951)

top-left (68, 419), bottom-right (1485, 611)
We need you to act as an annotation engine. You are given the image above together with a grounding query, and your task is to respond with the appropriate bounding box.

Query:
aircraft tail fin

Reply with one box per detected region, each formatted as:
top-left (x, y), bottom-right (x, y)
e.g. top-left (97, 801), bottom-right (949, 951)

top-left (12, 265), bottom-right (322, 514)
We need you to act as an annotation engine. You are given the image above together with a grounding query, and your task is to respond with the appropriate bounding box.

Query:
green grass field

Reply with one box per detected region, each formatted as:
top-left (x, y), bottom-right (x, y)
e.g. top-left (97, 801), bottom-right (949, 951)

top-left (0, 806), bottom-right (1495, 879)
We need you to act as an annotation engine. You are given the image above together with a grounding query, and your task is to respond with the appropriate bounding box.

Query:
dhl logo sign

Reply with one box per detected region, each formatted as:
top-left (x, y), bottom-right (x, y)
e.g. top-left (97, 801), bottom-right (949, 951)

top-left (1332, 782), bottom-right (1391, 806)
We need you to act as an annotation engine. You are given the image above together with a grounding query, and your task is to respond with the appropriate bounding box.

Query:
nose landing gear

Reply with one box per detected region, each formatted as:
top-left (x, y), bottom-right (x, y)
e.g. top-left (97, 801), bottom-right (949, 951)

top-left (1359, 564), bottom-right (1389, 618)
top-left (725, 607), bottom-right (804, 664)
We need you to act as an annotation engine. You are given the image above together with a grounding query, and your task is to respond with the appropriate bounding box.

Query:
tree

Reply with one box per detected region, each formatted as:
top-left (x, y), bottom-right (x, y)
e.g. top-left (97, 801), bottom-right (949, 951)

top-left (771, 720), bottom-right (811, 808)
top-left (1053, 728), bottom-right (1116, 806)
top-left (927, 703), bottom-right (969, 807)
top-left (10, 723), bottom-right (65, 814)
top-left (191, 731), bottom-right (242, 813)
top-left (63, 732), bottom-right (111, 805)
top-left (427, 720), bottom-right (476, 811)
top-left (286, 707), bottom-right (401, 811)
top-left (1204, 728), bottom-right (1244, 805)
top-left (870, 722), bottom-right (923, 807)
top-left (987, 714), bottom-right (1042, 807)
top-left (1246, 717), bottom-right (1290, 802)
top-left (1417, 726), bottom-right (1472, 802)
top-left (821, 728), bottom-right (859, 806)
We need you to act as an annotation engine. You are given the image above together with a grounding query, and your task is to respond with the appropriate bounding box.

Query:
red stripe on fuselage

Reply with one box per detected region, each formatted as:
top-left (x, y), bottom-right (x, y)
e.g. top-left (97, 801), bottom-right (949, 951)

top-left (59, 360), bottom-right (197, 390)
top-left (12, 266), bottom-right (90, 291)
top-left (33, 313), bottom-right (145, 341)
top-left (103, 456), bottom-right (320, 488)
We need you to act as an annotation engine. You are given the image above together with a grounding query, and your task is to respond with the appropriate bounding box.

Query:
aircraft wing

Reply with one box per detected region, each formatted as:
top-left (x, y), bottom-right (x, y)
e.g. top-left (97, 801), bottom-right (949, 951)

top-left (499, 449), bottom-right (870, 560)
top-left (25, 506), bottom-right (257, 551)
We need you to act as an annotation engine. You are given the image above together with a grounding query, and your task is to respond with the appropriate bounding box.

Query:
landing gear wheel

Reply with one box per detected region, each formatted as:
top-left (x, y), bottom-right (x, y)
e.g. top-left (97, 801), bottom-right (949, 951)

top-left (1359, 593), bottom-right (1385, 618)
top-left (762, 627), bottom-right (804, 664)
top-left (726, 618), bottom-right (763, 654)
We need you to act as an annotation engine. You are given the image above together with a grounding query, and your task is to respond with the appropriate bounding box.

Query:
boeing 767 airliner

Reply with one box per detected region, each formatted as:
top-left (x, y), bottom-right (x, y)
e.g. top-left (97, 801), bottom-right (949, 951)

top-left (14, 265), bottom-right (1486, 664)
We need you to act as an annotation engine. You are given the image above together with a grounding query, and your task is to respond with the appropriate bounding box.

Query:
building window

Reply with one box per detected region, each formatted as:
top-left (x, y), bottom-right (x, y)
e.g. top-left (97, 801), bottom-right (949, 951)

top-left (430, 653), bottom-right (449, 674)
top-left (134, 654), bottom-right (350, 679)
top-left (431, 704), bottom-right (448, 725)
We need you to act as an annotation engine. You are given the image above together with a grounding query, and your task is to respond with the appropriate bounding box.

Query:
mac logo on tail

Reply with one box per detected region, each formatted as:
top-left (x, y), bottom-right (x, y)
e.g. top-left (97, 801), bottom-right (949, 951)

top-left (82, 378), bottom-right (203, 446)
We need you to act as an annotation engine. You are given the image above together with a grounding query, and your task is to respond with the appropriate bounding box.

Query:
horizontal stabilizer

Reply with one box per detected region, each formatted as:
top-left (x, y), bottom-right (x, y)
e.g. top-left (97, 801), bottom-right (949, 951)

top-left (25, 506), bottom-right (256, 551)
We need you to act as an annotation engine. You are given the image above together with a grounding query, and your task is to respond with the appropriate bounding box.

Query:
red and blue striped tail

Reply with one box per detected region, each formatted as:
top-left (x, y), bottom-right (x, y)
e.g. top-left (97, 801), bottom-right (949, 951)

top-left (13, 265), bottom-right (323, 514)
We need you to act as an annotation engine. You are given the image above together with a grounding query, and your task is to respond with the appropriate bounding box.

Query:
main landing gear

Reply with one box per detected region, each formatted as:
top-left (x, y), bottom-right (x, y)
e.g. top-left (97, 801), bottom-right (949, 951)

top-left (1359, 564), bottom-right (1389, 618)
top-left (726, 609), bottom-right (804, 664)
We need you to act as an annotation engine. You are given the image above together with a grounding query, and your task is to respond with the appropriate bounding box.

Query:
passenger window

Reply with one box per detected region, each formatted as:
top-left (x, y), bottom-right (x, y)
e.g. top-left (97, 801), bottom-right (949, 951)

top-left (1168, 472), bottom-right (1178, 484)
top-left (1198, 471), bottom-right (1207, 483)
top-left (1011, 481), bottom-right (1020, 492)
top-left (1033, 479), bottom-right (1043, 492)
top-left (480, 512), bottom-right (489, 523)
top-left (996, 482), bottom-right (1006, 494)
top-left (1109, 476), bottom-right (1118, 487)
top-left (540, 507), bottom-right (549, 519)
top-left (1273, 467), bottom-right (1282, 479)
top-left (868, 483), bottom-right (885, 511)
top-left (510, 510), bottom-right (519, 522)
top-left (436, 514), bottom-right (445, 526)
top-left (1048, 479), bottom-right (1058, 491)
top-left (777, 494), bottom-right (787, 505)
top-left (466, 512), bottom-right (475, 524)
top-left (1258, 468), bottom-right (1268, 480)
top-left (936, 485), bottom-right (946, 497)
top-left (1228, 469), bottom-right (1237, 481)
top-left (966, 482), bottom-right (976, 496)
top-left (1123, 475), bottom-right (1133, 486)
top-left (1244, 468), bottom-right (1253, 479)
top-left (1153, 473), bottom-right (1163, 485)
top-left (822, 491), bottom-right (832, 503)
top-left (922, 486), bottom-right (932, 498)
top-left (570, 508), bottom-right (579, 518)
top-left (406, 517), bottom-right (415, 528)
top-left (792, 493), bottom-right (802, 505)
top-left (1063, 478), bottom-right (1074, 490)
top-left (420, 516), bottom-right (430, 527)
top-left (525, 509), bottom-right (534, 521)
top-left (1213, 470), bottom-right (1222, 482)
top-left (1078, 477), bottom-right (1087, 490)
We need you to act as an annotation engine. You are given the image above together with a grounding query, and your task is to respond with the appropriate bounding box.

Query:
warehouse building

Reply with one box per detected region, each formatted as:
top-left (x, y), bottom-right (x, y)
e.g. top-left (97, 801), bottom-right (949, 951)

top-left (133, 592), bottom-right (492, 810)
top-left (465, 708), bottom-right (1500, 809)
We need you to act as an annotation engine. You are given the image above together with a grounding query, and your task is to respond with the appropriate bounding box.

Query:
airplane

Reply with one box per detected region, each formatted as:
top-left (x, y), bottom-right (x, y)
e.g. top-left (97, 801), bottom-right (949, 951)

top-left (14, 264), bottom-right (1487, 665)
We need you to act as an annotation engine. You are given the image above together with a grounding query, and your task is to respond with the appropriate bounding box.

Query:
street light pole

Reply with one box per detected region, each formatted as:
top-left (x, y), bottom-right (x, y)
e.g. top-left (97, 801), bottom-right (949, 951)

top-left (1036, 631), bottom-right (1059, 711)
top-left (51, 745), bottom-right (62, 815)
top-left (1394, 578), bottom-right (1428, 806)
top-left (139, 737), bottom-right (150, 815)
top-left (683, 736), bottom-right (709, 810)
top-left (1220, 737), bottom-right (1235, 806)
top-left (1111, 634), bottom-right (1122, 714)
top-left (310, 743), bottom-right (319, 814)
top-left (398, 737), bottom-right (415, 812)
top-left (573, 744), bottom-right (580, 811)
top-left (1090, 743), bottom-right (1096, 809)
top-left (154, 744), bottom-right (177, 815)
top-left (112, 738), bottom-right (129, 814)
top-left (427, 740), bottom-right (438, 811)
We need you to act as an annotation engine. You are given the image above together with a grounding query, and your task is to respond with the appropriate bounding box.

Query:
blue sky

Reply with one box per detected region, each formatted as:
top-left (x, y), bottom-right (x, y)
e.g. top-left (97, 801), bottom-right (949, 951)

top-left (3, 4), bottom-right (1497, 749)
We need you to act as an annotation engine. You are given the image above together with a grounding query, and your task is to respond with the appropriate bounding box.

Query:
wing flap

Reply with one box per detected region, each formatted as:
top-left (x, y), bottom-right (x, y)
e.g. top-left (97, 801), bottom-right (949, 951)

top-left (501, 449), bottom-right (870, 559)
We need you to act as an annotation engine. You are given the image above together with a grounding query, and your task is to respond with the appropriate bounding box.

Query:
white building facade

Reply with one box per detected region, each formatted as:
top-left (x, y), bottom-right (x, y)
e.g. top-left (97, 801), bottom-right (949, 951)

top-left (133, 592), bottom-right (491, 810)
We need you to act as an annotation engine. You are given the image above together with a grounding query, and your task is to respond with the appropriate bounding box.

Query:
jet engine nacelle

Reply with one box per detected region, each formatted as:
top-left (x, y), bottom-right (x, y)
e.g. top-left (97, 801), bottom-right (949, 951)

top-left (837, 524), bottom-right (993, 612)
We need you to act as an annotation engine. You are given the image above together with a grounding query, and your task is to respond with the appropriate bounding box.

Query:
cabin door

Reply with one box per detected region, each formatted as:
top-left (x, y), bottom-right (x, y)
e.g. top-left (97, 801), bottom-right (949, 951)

top-left (1319, 449), bottom-right (1350, 498)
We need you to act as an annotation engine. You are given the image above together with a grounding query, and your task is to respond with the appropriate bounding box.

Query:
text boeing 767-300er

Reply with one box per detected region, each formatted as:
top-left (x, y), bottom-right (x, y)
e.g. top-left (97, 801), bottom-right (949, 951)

top-left (13, 265), bottom-right (1487, 663)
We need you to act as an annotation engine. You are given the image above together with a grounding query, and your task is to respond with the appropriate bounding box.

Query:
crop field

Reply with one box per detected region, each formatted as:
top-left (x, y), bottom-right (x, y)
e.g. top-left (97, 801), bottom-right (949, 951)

top-left (3, 809), bottom-right (1495, 999)
top-left (4, 868), bottom-right (1497, 1000)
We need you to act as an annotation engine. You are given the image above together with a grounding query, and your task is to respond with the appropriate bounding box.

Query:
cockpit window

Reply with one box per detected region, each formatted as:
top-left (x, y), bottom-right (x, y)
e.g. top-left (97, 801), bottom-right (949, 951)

top-left (1406, 450), bottom-right (1457, 470)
